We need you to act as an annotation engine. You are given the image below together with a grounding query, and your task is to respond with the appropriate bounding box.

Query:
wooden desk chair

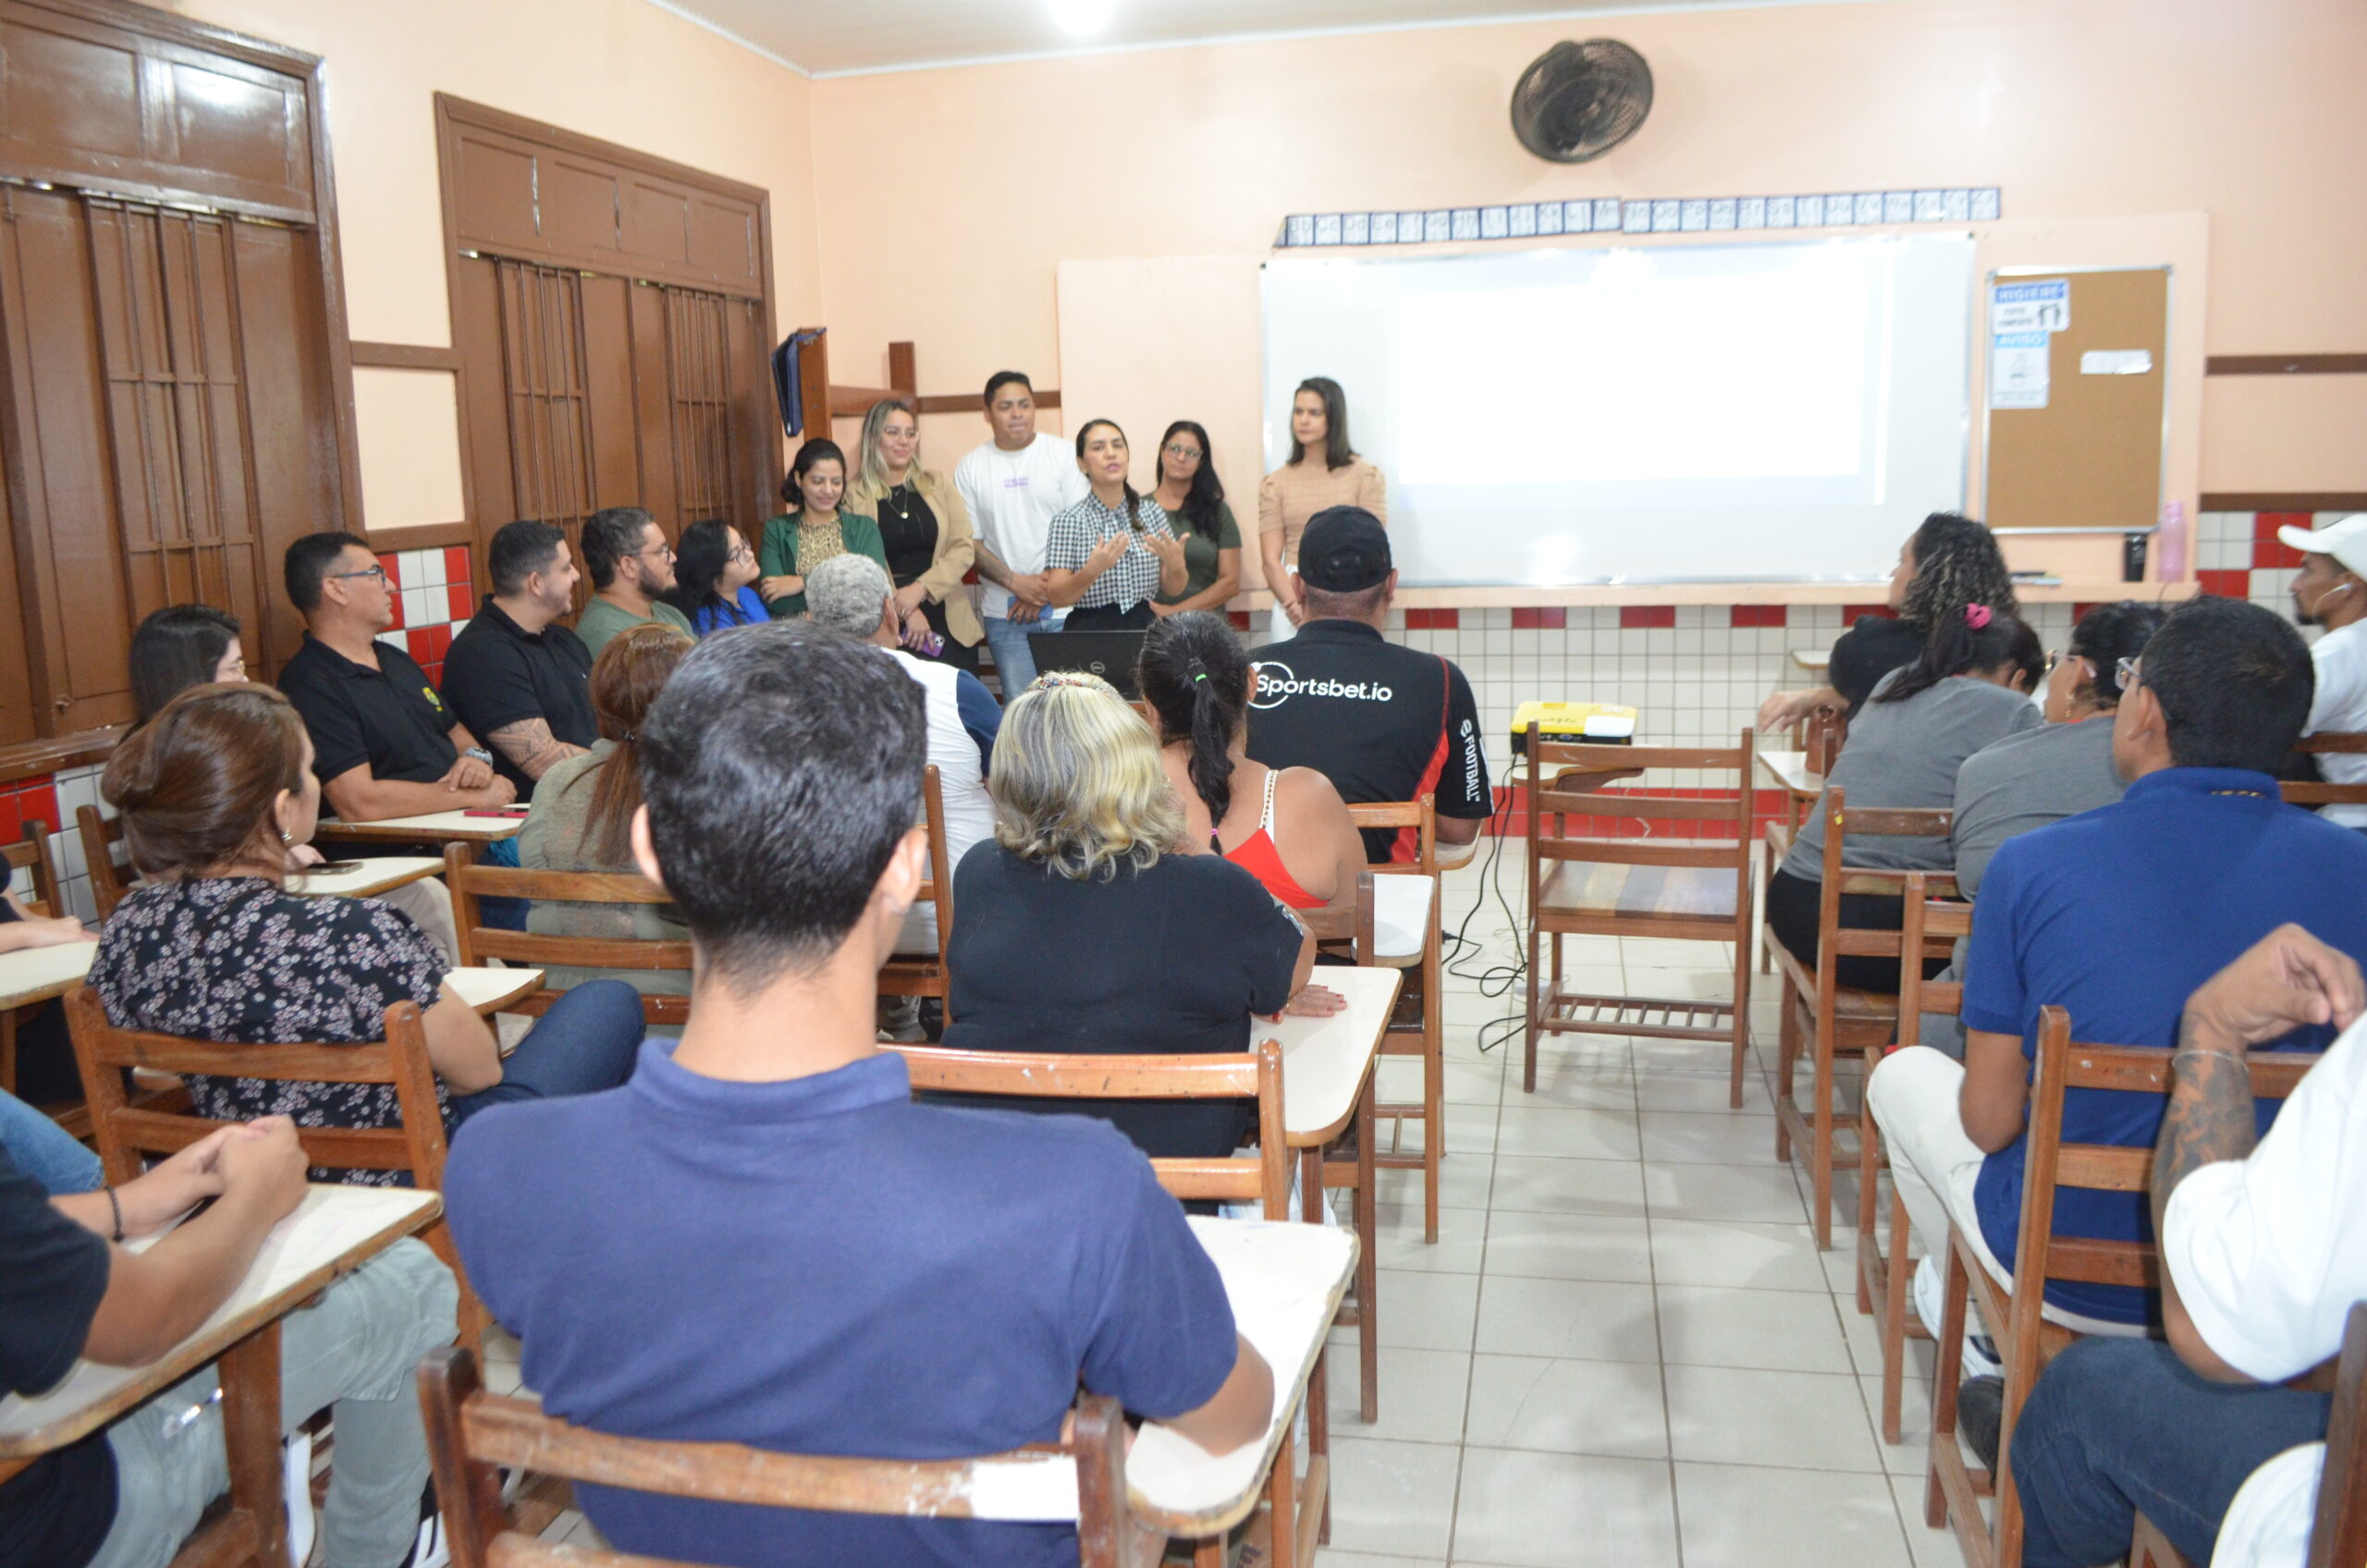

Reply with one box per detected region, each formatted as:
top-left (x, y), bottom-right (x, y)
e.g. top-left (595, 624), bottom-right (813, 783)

top-left (1299, 872), bottom-right (1380, 1427)
top-left (890, 1040), bottom-right (1322, 1567)
top-left (1856, 875), bottom-right (1970, 1442)
top-left (1924, 1009), bottom-right (2320, 1568)
top-left (1769, 788), bottom-right (1956, 1249)
top-left (2284, 732), bottom-right (2367, 810)
top-left (445, 845), bottom-right (692, 1025)
top-left (77, 805), bottom-right (135, 925)
top-left (879, 765), bottom-right (954, 1015)
top-left (63, 985), bottom-right (490, 1347)
top-left (1523, 727), bottom-right (1754, 1104)
top-left (1760, 714), bottom-right (1844, 974)
top-left (420, 1346), bottom-right (1161, 1568)
top-left (1343, 796), bottom-right (1445, 1243)
top-left (0, 822), bottom-right (65, 1097)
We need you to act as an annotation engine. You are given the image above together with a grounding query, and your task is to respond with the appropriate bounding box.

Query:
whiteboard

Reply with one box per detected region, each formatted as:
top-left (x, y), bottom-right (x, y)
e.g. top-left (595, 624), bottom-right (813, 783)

top-left (1260, 235), bottom-right (1975, 586)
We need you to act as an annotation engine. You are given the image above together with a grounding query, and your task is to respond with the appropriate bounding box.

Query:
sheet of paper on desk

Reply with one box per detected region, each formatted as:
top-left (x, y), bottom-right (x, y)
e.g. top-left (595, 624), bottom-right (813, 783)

top-left (1123, 1219), bottom-right (1355, 1516)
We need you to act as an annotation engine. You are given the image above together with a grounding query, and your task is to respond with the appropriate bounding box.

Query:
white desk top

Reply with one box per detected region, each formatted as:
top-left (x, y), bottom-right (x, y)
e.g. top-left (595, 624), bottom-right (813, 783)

top-left (1370, 873), bottom-right (1435, 963)
top-left (317, 809), bottom-right (526, 843)
top-left (1269, 965), bottom-right (1401, 1145)
top-left (1792, 648), bottom-right (1832, 671)
top-left (288, 856), bottom-right (445, 900)
top-left (969, 1218), bottom-right (1355, 1531)
top-left (1130, 1218), bottom-right (1355, 1531)
top-left (0, 939), bottom-right (97, 1011)
top-left (0, 1185), bottom-right (442, 1458)
top-left (1757, 749), bottom-right (1821, 798)
top-left (448, 966), bottom-right (545, 1014)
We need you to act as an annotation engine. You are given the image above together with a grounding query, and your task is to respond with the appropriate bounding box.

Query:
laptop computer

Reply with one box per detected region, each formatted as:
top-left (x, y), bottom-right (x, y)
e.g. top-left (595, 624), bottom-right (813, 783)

top-left (1026, 630), bottom-right (1148, 699)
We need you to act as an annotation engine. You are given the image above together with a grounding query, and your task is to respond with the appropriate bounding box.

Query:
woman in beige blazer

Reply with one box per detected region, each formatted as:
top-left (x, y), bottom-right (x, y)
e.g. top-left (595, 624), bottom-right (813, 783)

top-left (849, 398), bottom-right (986, 672)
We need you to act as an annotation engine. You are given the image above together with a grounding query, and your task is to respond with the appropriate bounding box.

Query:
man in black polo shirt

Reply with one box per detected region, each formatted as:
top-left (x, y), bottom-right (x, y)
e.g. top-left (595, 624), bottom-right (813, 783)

top-left (276, 532), bottom-right (514, 822)
top-left (441, 520), bottom-right (597, 802)
top-left (1245, 507), bottom-right (1492, 862)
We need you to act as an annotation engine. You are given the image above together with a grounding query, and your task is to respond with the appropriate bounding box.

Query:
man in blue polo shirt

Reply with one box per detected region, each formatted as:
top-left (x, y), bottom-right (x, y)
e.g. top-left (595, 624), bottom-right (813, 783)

top-left (443, 621), bottom-right (1272, 1568)
top-left (1869, 596), bottom-right (2367, 1331)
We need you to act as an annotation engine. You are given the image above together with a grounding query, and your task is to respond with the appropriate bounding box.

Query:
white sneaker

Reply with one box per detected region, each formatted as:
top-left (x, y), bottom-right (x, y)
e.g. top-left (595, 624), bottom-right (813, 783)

top-left (282, 1432), bottom-right (316, 1568)
top-left (1911, 1254), bottom-right (2002, 1378)
top-left (406, 1511), bottom-right (450, 1568)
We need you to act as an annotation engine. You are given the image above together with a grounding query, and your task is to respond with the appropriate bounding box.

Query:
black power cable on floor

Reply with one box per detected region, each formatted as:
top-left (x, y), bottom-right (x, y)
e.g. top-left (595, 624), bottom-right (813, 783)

top-left (1440, 759), bottom-right (1536, 1057)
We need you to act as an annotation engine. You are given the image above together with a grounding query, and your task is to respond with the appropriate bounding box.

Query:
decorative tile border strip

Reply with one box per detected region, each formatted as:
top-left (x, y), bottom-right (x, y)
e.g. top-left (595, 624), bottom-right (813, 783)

top-left (1277, 189), bottom-right (2000, 249)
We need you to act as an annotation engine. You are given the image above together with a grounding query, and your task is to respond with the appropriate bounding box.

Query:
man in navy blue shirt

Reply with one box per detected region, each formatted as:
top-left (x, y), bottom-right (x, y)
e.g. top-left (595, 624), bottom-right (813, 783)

top-left (1869, 597), bottom-right (2367, 1330)
top-left (443, 620), bottom-right (1271, 1568)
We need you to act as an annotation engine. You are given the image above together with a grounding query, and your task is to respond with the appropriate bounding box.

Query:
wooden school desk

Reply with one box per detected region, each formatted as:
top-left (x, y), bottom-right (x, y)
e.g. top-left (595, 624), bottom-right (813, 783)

top-left (316, 808), bottom-right (527, 845)
top-left (1269, 963), bottom-right (1398, 1430)
top-left (1133, 1218), bottom-right (1355, 1567)
top-left (1792, 648), bottom-right (1832, 674)
top-left (287, 855), bottom-right (445, 900)
top-left (1758, 748), bottom-right (1821, 815)
top-left (447, 966), bottom-right (546, 1015)
top-left (0, 938), bottom-right (100, 1011)
top-left (0, 1185), bottom-right (445, 1566)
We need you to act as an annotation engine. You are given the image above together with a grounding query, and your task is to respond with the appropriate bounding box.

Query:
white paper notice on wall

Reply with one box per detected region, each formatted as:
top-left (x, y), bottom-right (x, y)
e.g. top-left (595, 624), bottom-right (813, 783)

top-left (1991, 278), bottom-right (2069, 335)
top-left (2079, 349), bottom-right (2152, 375)
top-left (1992, 332), bottom-right (2051, 409)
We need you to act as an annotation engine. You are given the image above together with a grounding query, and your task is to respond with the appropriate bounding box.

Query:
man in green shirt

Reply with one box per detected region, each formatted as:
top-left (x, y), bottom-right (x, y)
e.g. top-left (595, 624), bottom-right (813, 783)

top-left (576, 506), bottom-right (693, 657)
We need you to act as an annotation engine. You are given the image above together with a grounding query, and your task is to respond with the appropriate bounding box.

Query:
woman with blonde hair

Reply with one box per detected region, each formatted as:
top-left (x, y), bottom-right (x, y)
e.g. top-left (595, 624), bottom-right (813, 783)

top-left (846, 398), bottom-right (987, 671)
top-left (519, 622), bottom-right (695, 998)
top-left (939, 671), bottom-right (1310, 1159)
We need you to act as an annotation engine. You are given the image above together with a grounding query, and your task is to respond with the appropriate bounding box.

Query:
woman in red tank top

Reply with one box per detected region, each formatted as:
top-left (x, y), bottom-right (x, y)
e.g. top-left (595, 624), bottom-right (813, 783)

top-left (1139, 612), bottom-right (1368, 915)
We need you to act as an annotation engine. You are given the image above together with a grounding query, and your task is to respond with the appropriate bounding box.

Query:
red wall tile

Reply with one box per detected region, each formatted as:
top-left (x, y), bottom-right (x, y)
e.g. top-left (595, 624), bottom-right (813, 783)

top-left (2197, 569), bottom-right (2250, 599)
top-left (2253, 537), bottom-right (2304, 570)
top-left (1227, 611), bottom-right (1252, 631)
top-left (2256, 511), bottom-right (2312, 541)
top-left (1841, 604), bottom-right (1895, 622)
top-left (1511, 606), bottom-right (1567, 630)
top-left (2071, 602), bottom-right (2102, 621)
top-left (9, 779), bottom-right (59, 839)
top-left (1620, 606), bottom-right (1674, 629)
top-left (376, 552), bottom-right (401, 588)
top-left (1730, 605), bottom-right (1787, 628)
top-left (1405, 608), bottom-right (1461, 631)
top-left (446, 582), bottom-right (473, 622)
top-left (444, 545), bottom-right (473, 586)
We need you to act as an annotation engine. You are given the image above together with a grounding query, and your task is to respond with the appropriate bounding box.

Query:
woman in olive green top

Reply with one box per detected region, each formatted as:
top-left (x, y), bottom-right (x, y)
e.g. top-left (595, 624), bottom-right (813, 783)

top-left (757, 436), bottom-right (889, 618)
top-left (1150, 420), bottom-right (1242, 616)
top-left (518, 622), bottom-right (693, 999)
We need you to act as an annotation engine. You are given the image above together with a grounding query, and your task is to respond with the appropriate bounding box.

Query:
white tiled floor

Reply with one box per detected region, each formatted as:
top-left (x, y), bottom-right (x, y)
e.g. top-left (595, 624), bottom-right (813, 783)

top-left (519, 850), bottom-right (1959, 1567)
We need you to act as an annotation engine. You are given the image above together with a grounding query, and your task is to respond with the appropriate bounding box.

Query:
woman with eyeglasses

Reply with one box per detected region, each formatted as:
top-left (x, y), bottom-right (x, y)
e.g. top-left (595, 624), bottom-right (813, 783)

top-left (1768, 604), bottom-right (2046, 991)
top-left (1149, 421), bottom-right (1241, 617)
top-left (664, 520), bottom-right (771, 636)
top-left (1950, 600), bottom-right (2166, 900)
top-left (846, 398), bottom-right (985, 671)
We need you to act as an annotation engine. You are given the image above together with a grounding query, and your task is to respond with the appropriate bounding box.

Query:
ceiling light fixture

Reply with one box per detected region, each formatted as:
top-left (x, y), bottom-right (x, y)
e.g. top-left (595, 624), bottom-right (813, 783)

top-left (1049, 0), bottom-right (1115, 39)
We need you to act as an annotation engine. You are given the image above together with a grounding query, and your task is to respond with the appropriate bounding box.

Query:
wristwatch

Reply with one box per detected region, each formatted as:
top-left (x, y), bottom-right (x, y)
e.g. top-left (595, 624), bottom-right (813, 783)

top-left (464, 746), bottom-right (495, 766)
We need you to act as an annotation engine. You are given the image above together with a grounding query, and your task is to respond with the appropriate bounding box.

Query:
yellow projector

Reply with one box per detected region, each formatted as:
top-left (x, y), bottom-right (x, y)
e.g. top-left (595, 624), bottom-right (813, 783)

top-left (1510, 701), bottom-right (1637, 753)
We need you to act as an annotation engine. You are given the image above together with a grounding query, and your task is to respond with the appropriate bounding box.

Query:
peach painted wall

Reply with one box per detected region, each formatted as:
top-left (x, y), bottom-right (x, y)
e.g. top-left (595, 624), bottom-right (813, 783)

top-left (164, 0), bottom-right (822, 533)
top-left (808, 0), bottom-right (2367, 501)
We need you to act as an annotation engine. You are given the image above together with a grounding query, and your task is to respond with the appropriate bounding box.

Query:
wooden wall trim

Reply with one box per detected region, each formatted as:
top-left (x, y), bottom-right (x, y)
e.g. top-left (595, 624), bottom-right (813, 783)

top-left (2201, 492), bottom-right (2367, 512)
top-left (434, 93), bottom-right (769, 209)
top-left (2204, 354), bottom-right (2367, 375)
top-left (912, 391), bottom-right (1060, 416)
top-left (350, 340), bottom-right (460, 372)
top-left (367, 521), bottom-right (473, 551)
top-left (0, 727), bottom-right (117, 786)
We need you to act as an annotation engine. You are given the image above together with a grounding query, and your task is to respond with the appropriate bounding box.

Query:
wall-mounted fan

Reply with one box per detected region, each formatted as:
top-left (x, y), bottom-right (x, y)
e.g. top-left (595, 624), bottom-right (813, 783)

top-left (1510, 39), bottom-right (1653, 164)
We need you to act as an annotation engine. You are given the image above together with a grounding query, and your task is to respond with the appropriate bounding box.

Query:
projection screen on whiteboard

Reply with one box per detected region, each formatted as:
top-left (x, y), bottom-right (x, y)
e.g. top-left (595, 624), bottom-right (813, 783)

top-left (1259, 234), bottom-right (1974, 586)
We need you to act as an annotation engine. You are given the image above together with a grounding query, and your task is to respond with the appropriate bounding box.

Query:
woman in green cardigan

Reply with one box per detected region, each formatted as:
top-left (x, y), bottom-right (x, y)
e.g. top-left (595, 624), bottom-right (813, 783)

top-left (758, 437), bottom-right (889, 618)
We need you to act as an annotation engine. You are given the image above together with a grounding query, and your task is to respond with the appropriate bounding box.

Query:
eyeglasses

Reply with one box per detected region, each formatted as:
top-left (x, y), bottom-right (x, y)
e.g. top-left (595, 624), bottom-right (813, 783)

top-left (2116, 655), bottom-right (2142, 691)
top-left (635, 543), bottom-right (677, 561)
top-left (727, 544), bottom-right (753, 564)
top-left (328, 565), bottom-right (388, 586)
top-left (1163, 443), bottom-right (1203, 460)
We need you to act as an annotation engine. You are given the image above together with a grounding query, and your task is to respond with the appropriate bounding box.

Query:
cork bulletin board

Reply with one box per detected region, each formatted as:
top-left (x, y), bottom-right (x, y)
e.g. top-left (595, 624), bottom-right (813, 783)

top-left (1982, 265), bottom-right (2170, 533)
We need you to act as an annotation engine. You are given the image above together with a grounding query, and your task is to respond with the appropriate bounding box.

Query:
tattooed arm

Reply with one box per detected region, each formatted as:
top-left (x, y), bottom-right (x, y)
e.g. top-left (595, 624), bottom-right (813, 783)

top-left (2153, 925), bottom-right (2363, 1381)
top-left (484, 717), bottom-right (588, 783)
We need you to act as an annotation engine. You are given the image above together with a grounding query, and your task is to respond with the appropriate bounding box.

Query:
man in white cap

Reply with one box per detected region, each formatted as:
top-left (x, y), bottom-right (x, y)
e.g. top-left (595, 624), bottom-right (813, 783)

top-left (2282, 514), bottom-right (2367, 828)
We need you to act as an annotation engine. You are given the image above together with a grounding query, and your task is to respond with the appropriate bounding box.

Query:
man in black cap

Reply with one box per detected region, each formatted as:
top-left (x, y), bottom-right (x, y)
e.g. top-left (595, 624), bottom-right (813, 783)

top-left (1245, 506), bottom-right (1491, 861)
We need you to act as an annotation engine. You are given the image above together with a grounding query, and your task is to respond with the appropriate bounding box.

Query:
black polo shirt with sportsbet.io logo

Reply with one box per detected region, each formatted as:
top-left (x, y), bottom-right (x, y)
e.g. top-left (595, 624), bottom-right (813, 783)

top-left (1245, 620), bottom-right (1492, 862)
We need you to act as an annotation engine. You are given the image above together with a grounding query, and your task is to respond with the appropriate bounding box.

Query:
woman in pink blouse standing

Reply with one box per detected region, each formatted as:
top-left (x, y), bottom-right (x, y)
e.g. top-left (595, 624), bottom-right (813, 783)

top-left (1257, 376), bottom-right (1387, 643)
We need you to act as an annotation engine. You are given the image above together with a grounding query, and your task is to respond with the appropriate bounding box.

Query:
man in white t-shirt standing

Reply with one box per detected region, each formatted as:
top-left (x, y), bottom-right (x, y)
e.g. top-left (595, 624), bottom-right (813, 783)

top-left (2008, 924), bottom-right (2364, 1568)
top-left (2284, 514), bottom-right (2367, 829)
top-left (952, 370), bottom-right (1087, 693)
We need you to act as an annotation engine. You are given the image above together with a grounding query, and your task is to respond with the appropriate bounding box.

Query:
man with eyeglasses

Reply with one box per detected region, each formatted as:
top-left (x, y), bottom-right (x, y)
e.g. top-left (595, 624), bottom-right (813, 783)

top-left (576, 507), bottom-right (693, 658)
top-left (1867, 598), bottom-right (2367, 1359)
top-left (277, 531), bottom-right (515, 827)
